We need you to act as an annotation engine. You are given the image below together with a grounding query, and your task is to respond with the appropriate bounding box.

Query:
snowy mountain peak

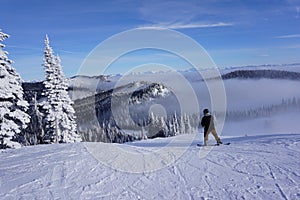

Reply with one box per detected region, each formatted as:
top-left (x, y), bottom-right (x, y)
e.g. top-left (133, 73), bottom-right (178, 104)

top-left (130, 82), bottom-right (171, 104)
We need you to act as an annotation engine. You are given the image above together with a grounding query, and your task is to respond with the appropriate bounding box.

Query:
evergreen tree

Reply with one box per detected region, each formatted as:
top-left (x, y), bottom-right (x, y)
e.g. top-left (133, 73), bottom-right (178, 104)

top-left (159, 116), bottom-right (167, 137)
top-left (24, 92), bottom-right (43, 145)
top-left (0, 31), bottom-right (30, 148)
top-left (141, 125), bottom-right (147, 140)
top-left (179, 115), bottom-right (186, 134)
top-left (167, 119), bottom-right (173, 137)
top-left (42, 35), bottom-right (81, 143)
top-left (148, 112), bottom-right (157, 138)
top-left (184, 114), bottom-right (192, 133)
top-left (172, 113), bottom-right (179, 135)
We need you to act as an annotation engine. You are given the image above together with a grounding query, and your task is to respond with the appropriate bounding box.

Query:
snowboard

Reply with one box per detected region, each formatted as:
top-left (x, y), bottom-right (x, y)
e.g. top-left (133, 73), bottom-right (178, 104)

top-left (197, 142), bottom-right (230, 147)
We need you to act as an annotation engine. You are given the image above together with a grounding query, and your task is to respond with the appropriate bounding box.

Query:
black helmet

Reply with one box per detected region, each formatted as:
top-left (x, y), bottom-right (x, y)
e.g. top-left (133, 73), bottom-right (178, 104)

top-left (203, 109), bottom-right (209, 114)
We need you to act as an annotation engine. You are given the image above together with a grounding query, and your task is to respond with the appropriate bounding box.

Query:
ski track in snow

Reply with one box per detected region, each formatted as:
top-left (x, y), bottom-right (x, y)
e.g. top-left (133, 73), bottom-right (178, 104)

top-left (0, 133), bottom-right (300, 200)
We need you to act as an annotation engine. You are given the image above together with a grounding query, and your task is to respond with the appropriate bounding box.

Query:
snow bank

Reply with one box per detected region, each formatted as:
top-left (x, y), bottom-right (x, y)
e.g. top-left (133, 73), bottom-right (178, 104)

top-left (0, 133), bottom-right (299, 199)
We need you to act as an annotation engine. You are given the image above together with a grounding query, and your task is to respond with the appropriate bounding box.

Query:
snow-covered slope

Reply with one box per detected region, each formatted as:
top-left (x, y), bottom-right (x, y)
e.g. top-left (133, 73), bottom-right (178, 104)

top-left (1, 133), bottom-right (299, 199)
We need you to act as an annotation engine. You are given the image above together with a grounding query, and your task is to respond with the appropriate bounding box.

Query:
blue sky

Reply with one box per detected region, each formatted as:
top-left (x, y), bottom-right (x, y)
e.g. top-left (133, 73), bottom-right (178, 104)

top-left (1, 0), bottom-right (300, 80)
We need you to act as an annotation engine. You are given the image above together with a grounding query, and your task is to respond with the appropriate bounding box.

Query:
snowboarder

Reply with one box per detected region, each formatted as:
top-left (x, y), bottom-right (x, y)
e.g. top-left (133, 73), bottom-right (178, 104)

top-left (200, 109), bottom-right (222, 146)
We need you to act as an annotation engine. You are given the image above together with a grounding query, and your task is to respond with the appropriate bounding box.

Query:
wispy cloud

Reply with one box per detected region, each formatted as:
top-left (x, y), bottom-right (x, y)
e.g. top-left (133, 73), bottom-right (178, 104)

top-left (275, 34), bottom-right (300, 39)
top-left (284, 44), bottom-right (300, 49)
top-left (138, 22), bottom-right (234, 30)
top-left (258, 54), bottom-right (270, 57)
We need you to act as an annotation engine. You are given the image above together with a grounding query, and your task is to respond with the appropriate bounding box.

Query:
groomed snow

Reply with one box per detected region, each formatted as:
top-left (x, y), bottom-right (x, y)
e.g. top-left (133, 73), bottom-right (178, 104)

top-left (0, 133), bottom-right (299, 199)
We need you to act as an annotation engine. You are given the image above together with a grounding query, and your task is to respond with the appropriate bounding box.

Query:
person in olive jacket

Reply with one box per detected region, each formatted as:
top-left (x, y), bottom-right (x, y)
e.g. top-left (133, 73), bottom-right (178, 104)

top-left (200, 108), bottom-right (222, 146)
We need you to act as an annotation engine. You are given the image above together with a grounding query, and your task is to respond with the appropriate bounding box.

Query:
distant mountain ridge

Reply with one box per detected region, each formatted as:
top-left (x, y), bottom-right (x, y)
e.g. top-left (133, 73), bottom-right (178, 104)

top-left (21, 66), bottom-right (300, 143)
top-left (223, 62), bottom-right (300, 71)
top-left (22, 68), bottom-right (300, 101)
top-left (220, 69), bottom-right (300, 80)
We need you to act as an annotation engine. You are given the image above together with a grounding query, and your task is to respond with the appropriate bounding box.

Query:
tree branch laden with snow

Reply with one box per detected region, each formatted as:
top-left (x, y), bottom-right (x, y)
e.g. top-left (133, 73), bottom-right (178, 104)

top-left (0, 31), bottom-right (30, 149)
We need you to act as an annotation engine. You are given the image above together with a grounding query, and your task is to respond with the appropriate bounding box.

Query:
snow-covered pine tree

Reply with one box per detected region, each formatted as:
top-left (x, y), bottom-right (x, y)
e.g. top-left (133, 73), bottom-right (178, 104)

top-left (167, 119), bottom-right (173, 137)
top-left (24, 92), bottom-right (43, 145)
top-left (179, 115), bottom-right (186, 134)
top-left (0, 31), bottom-right (30, 149)
top-left (42, 35), bottom-right (81, 143)
top-left (148, 112), bottom-right (158, 138)
top-left (184, 114), bottom-right (192, 134)
top-left (105, 121), bottom-right (113, 142)
top-left (141, 125), bottom-right (147, 140)
top-left (172, 113), bottom-right (179, 135)
top-left (159, 116), bottom-right (167, 137)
